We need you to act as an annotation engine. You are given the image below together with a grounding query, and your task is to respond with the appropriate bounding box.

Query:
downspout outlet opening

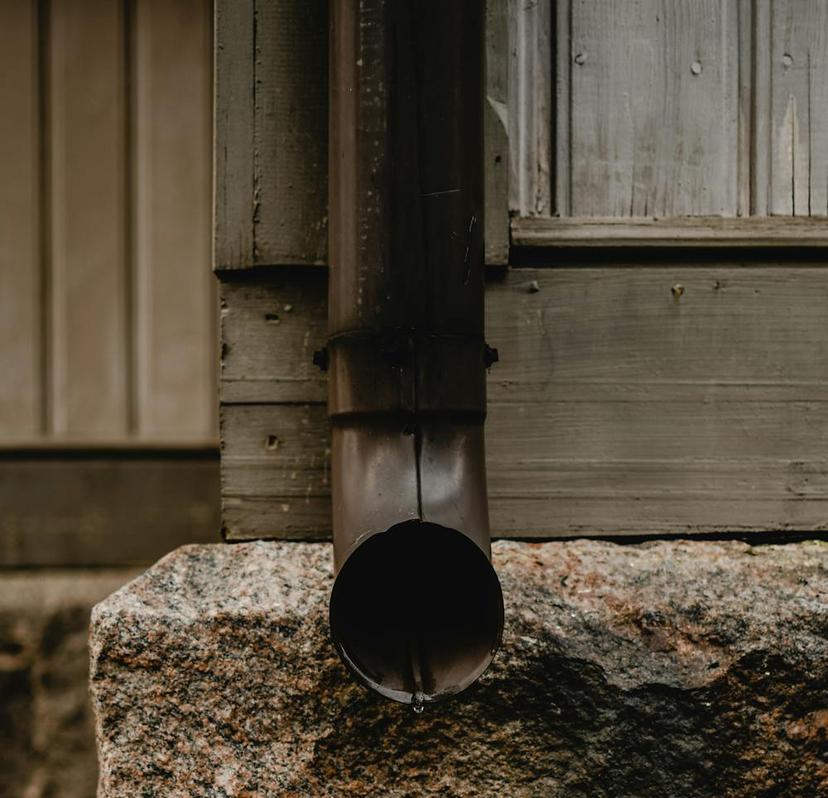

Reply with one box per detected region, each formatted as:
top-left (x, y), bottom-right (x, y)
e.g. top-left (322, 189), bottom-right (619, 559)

top-left (329, 520), bottom-right (504, 705)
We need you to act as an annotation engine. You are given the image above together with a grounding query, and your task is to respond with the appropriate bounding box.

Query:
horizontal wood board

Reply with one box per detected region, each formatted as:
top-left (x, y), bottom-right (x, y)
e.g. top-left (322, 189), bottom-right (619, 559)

top-left (512, 216), bottom-right (828, 248)
top-left (0, 451), bottom-right (219, 566)
top-left (220, 262), bottom-right (828, 538)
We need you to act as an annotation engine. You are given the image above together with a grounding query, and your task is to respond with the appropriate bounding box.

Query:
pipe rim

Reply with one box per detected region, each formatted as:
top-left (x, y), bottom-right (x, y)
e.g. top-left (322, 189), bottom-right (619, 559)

top-left (329, 520), bottom-right (504, 705)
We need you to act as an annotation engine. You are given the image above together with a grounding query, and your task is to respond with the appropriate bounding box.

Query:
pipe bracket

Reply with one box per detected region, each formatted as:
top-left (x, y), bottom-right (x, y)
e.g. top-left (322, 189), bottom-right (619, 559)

top-left (327, 331), bottom-right (487, 420)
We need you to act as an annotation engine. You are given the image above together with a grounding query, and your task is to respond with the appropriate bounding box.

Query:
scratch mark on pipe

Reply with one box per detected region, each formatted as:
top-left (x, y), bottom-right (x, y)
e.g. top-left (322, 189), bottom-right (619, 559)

top-left (463, 215), bottom-right (477, 285)
top-left (421, 188), bottom-right (462, 197)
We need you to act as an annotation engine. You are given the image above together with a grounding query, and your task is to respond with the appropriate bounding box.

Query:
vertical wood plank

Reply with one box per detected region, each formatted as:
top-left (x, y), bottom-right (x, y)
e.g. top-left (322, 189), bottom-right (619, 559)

top-left (736, 0), bottom-right (752, 216)
top-left (0, 0), bottom-right (41, 440)
top-left (49, 0), bottom-right (129, 438)
top-left (254, 0), bottom-right (327, 266)
top-left (216, 1), bottom-right (509, 265)
top-left (508, 0), bottom-right (552, 217)
top-left (769, 0), bottom-right (828, 215)
top-left (553, 0), bottom-right (571, 217)
top-left (133, 0), bottom-right (216, 441)
top-left (214, 0), bottom-right (255, 268)
top-left (214, 0), bottom-right (328, 269)
top-left (567, 0), bottom-right (739, 217)
top-left (751, 0), bottom-right (772, 215)
top-left (484, 0), bottom-right (510, 265)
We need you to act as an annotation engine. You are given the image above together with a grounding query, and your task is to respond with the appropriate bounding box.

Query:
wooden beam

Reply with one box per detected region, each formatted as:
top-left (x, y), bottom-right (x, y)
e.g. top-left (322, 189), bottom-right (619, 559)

top-left (512, 216), bottom-right (828, 248)
top-left (0, 449), bottom-right (219, 566)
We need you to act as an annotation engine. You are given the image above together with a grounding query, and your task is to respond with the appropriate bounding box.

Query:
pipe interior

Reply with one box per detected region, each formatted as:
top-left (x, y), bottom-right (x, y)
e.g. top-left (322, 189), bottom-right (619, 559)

top-left (329, 520), bottom-right (504, 705)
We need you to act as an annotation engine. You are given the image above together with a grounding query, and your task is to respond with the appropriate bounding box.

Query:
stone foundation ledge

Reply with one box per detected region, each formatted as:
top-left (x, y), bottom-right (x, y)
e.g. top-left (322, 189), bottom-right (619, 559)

top-left (90, 539), bottom-right (828, 797)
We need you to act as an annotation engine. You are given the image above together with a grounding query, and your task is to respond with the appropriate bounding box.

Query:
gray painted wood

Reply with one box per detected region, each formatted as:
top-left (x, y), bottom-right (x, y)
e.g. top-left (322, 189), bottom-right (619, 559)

top-left (214, 0), bottom-right (328, 269)
top-left (220, 263), bottom-right (828, 538)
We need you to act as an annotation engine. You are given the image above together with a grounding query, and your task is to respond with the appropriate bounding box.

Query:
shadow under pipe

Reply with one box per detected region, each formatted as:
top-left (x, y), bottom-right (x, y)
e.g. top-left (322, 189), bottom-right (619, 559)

top-left (324, 0), bottom-right (503, 708)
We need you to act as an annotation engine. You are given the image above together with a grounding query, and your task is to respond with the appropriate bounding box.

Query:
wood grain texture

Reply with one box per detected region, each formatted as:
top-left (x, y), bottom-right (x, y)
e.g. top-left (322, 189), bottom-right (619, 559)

top-left (214, 0), bottom-right (254, 267)
top-left (485, 0), bottom-right (510, 265)
top-left (767, 0), bottom-right (828, 216)
top-left (220, 264), bottom-right (828, 538)
top-left (553, 0), bottom-right (571, 217)
top-left (511, 0), bottom-right (828, 226)
top-left (254, 0), bottom-right (328, 266)
top-left (49, 0), bottom-right (129, 438)
top-left (508, 0), bottom-right (552, 217)
top-left (512, 215), bottom-right (828, 247)
top-left (214, 0), bottom-right (509, 268)
top-left (0, 0), bottom-right (40, 439)
top-left (214, 0), bottom-right (328, 269)
top-left (220, 272), bottom-right (327, 404)
top-left (566, 0), bottom-right (739, 217)
top-left (133, 0), bottom-right (216, 440)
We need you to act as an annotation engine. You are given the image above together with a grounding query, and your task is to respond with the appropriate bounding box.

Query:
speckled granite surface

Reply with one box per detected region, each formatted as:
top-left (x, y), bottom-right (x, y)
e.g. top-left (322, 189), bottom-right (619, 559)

top-left (90, 540), bottom-right (828, 797)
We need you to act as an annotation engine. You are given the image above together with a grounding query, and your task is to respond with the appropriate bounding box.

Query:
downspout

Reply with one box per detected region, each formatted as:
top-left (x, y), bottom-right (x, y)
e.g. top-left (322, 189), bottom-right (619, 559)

top-left (324, 0), bottom-right (503, 708)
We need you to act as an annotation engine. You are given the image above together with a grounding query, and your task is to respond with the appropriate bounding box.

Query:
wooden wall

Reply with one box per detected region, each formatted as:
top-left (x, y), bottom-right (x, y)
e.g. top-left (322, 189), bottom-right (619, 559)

top-left (511, 0), bottom-right (828, 243)
top-left (215, 0), bottom-right (828, 540)
top-left (0, 0), bottom-right (218, 565)
top-left (0, 0), bottom-right (216, 446)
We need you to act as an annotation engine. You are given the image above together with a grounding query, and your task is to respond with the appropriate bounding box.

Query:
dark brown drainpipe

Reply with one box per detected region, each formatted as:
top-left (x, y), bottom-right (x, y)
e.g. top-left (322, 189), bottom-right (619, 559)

top-left (324, 0), bottom-right (503, 709)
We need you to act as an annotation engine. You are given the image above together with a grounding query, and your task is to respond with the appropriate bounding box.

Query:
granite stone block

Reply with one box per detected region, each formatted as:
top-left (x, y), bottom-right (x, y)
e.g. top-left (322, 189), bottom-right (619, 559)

top-left (91, 540), bottom-right (828, 797)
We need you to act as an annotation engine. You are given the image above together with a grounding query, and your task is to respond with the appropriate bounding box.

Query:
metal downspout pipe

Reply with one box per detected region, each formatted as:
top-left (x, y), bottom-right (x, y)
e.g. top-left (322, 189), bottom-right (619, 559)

top-left (324, 0), bottom-right (503, 707)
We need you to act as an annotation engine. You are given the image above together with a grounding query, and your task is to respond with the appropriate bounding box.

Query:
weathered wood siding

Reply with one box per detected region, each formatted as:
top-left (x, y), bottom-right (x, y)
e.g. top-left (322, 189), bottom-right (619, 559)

top-left (215, 2), bottom-right (828, 539)
top-left (214, 0), bottom-right (511, 268)
top-left (213, 1), bottom-right (828, 263)
top-left (214, 0), bottom-right (329, 269)
top-left (220, 262), bottom-right (828, 539)
top-left (0, 0), bottom-right (215, 445)
top-left (510, 0), bottom-right (828, 226)
top-left (568, 0), bottom-right (739, 217)
top-left (765, 0), bottom-right (828, 215)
